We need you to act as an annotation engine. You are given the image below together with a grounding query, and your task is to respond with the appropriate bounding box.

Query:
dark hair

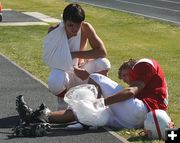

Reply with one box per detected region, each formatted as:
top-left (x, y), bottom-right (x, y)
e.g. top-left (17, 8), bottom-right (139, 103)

top-left (118, 59), bottom-right (137, 79)
top-left (63, 3), bottom-right (85, 23)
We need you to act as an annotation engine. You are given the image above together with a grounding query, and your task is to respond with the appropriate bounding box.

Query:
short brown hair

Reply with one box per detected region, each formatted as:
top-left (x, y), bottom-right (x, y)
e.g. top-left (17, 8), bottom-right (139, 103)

top-left (118, 59), bottom-right (137, 79)
top-left (63, 3), bottom-right (85, 23)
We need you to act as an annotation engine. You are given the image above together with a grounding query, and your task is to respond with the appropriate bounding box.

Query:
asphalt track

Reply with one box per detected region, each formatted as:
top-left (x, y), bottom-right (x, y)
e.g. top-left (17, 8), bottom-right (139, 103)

top-left (72, 0), bottom-right (180, 26)
top-left (0, 54), bottom-right (128, 143)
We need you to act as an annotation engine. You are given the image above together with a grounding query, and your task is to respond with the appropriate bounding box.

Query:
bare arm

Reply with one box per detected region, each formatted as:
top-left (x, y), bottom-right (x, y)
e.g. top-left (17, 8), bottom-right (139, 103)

top-left (104, 81), bottom-right (145, 106)
top-left (71, 23), bottom-right (107, 59)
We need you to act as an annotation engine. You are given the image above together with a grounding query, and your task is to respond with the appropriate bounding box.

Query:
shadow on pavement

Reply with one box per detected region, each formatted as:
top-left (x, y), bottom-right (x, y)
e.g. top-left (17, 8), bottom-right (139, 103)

top-left (0, 116), bottom-right (19, 128)
top-left (47, 125), bottom-right (106, 137)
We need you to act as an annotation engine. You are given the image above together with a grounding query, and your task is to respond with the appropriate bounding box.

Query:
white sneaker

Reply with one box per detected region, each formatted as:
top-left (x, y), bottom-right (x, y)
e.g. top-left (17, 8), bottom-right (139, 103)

top-left (65, 123), bottom-right (84, 130)
top-left (89, 126), bottom-right (98, 130)
top-left (65, 123), bottom-right (98, 130)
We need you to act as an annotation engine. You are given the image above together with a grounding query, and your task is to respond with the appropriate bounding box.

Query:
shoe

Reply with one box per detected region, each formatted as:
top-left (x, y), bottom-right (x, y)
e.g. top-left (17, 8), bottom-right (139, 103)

top-left (16, 95), bottom-right (51, 124)
top-left (65, 123), bottom-right (85, 130)
top-left (16, 95), bottom-right (33, 123)
top-left (13, 123), bottom-right (51, 137)
top-left (31, 103), bottom-right (51, 123)
top-left (65, 122), bottom-right (97, 130)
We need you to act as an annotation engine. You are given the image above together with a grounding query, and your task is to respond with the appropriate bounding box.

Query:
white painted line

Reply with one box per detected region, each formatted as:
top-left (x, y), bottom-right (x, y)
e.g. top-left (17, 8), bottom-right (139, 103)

top-left (23, 12), bottom-right (60, 23)
top-left (104, 127), bottom-right (130, 143)
top-left (0, 52), bottom-right (130, 143)
top-left (76, 1), bottom-right (180, 26)
top-left (114, 8), bottom-right (180, 25)
top-left (115, 0), bottom-right (180, 13)
top-left (157, 0), bottom-right (180, 4)
top-left (0, 22), bottom-right (48, 26)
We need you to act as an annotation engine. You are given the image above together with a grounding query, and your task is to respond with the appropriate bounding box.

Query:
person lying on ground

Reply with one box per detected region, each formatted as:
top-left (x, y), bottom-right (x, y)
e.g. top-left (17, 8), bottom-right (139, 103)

top-left (15, 58), bottom-right (169, 133)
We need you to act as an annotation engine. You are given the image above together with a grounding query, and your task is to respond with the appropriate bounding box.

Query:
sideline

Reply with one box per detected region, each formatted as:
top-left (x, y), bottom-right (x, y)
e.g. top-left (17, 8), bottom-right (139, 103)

top-left (0, 52), bottom-right (130, 143)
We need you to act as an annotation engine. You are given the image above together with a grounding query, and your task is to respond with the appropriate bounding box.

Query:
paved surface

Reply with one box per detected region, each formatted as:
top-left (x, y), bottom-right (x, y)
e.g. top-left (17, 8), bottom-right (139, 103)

top-left (72, 0), bottom-right (180, 26)
top-left (0, 10), bottom-right (59, 26)
top-left (0, 54), bottom-right (126, 143)
top-left (1, 10), bottom-right (42, 22)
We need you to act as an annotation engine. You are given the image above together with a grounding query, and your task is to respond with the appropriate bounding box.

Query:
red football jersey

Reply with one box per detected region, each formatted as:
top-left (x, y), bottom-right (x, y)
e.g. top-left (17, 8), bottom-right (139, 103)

top-left (130, 58), bottom-right (168, 111)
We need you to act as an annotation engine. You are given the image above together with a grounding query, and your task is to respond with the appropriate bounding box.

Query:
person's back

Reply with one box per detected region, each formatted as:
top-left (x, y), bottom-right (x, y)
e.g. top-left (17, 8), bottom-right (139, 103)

top-left (130, 58), bottom-right (168, 111)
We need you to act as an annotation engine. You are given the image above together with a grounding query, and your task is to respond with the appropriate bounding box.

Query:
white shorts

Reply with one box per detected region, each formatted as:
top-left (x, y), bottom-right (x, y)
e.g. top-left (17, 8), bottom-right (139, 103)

top-left (89, 73), bottom-right (148, 128)
top-left (48, 58), bottom-right (111, 95)
top-left (106, 98), bottom-right (148, 128)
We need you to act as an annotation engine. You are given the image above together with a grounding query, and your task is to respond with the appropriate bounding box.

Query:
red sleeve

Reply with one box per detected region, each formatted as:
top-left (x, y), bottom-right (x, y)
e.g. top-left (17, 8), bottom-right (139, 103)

top-left (131, 62), bottom-right (156, 84)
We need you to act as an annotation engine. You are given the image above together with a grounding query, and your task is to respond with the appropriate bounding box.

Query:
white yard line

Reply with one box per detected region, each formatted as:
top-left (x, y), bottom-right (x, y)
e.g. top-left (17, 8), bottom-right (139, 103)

top-left (157, 0), bottom-right (180, 4)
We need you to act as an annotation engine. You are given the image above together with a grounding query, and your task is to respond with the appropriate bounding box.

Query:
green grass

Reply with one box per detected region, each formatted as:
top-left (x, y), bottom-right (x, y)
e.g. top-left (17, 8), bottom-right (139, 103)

top-left (0, 0), bottom-right (180, 142)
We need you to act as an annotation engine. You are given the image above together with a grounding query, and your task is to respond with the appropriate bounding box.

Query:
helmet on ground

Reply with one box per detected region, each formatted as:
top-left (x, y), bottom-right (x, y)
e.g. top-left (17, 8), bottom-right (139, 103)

top-left (144, 109), bottom-right (174, 140)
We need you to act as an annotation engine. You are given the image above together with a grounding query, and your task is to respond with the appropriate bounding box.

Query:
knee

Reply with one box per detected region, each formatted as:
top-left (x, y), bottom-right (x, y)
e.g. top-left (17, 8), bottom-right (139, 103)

top-left (48, 69), bottom-right (68, 95)
top-left (95, 58), bottom-right (111, 71)
top-left (84, 58), bottom-right (111, 75)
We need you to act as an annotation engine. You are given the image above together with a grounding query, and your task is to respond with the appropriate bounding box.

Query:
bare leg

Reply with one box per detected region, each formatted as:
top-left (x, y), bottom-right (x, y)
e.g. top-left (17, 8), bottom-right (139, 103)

top-left (48, 109), bottom-right (76, 124)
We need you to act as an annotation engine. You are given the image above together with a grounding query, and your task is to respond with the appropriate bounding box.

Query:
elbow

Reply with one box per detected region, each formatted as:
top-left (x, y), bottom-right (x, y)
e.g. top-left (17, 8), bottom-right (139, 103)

top-left (103, 49), bottom-right (107, 57)
top-left (99, 48), bottom-right (107, 58)
top-left (97, 43), bottom-right (107, 58)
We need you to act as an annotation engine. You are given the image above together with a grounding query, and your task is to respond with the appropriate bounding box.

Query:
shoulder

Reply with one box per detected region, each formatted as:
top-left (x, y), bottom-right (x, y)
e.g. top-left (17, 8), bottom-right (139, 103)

top-left (135, 58), bottom-right (155, 68)
top-left (82, 22), bottom-right (93, 29)
top-left (130, 58), bottom-right (157, 83)
top-left (81, 22), bottom-right (96, 34)
top-left (133, 58), bottom-right (156, 72)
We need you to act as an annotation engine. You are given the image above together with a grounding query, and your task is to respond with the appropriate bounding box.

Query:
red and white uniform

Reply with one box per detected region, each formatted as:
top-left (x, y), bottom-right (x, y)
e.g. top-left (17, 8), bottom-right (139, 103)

top-left (130, 58), bottom-right (168, 111)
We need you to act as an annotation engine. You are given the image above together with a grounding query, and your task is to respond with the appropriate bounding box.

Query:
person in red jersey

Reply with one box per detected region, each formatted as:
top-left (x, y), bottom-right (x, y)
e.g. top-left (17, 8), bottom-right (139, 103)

top-left (114, 58), bottom-right (168, 111)
top-left (84, 58), bottom-right (168, 128)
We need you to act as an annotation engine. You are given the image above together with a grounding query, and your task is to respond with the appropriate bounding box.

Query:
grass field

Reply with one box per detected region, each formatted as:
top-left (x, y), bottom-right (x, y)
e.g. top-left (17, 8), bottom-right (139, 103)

top-left (0, 0), bottom-right (180, 142)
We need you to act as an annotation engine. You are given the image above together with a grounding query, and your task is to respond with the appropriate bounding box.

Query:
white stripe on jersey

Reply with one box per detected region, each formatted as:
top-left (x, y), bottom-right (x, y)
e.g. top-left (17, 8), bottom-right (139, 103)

top-left (133, 58), bottom-right (155, 69)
